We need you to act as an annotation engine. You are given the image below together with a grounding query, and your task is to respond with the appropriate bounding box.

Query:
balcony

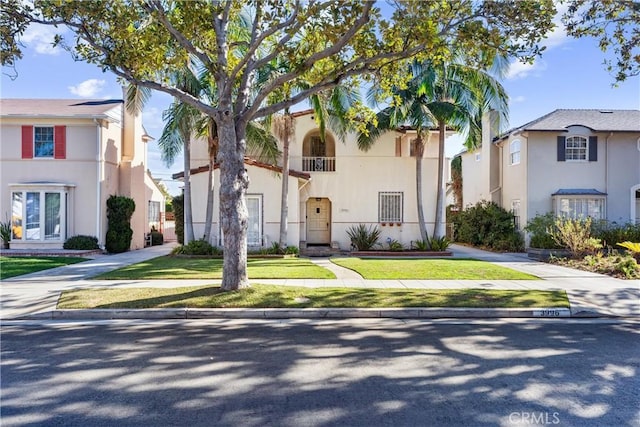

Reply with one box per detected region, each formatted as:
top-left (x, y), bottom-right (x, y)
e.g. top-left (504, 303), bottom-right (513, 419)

top-left (302, 157), bottom-right (335, 172)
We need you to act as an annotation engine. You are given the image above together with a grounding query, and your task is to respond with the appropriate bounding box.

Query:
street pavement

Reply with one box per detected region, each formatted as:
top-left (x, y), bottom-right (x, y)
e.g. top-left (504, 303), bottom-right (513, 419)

top-left (0, 243), bottom-right (638, 320)
top-left (2, 319), bottom-right (639, 427)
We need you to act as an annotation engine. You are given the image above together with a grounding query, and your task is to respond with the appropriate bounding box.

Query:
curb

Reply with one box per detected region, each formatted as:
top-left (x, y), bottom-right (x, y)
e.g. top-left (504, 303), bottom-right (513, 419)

top-left (19, 307), bottom-right (578, 320)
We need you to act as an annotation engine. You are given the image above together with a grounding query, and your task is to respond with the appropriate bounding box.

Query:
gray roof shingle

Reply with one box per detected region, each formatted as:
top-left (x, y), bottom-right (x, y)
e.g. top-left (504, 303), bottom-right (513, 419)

top-left (0, 98), bottom-right (123, 119)
top-left (497, 109), bottom-right (640, 141)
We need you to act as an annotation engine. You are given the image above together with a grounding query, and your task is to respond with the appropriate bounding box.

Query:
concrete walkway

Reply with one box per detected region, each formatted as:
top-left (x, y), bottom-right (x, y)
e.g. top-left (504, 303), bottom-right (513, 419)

top-left (1, 243), bottom-right (638, 320)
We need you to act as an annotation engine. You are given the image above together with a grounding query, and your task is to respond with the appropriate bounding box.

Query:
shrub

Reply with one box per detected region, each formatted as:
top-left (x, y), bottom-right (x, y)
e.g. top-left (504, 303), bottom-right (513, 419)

top-left (593, 222), bottom-right (640, 250)
top-left (525, 213), bottom-right (565, 249)
top-left (105, 195), bottom-right (135, 253)
top-left (550, 217), bottom-right (601, 257)
top-left (430, 236), bottom-right (451, 251)
top-left (150, 231), bottom-right (164, 246)
top-left (453, 201), bottom-right (523, 252)
top-left (284, 245), bottom-right (299, 256)
top-left (0, 221), bottom-right (11, 244)
top-left (63, 235), bottom-right (100, 250)
top-left (385, 238), bottom-right (404, 251)
top-left (347, 224), bottom-right (381, 251)
top-left (172, 194), bottom-right (184, 245)
top-left (412, 239), bottom-right (430, 251)
top-left (173, 239), bottom-right (219, 256)
top-left (618, 241), bottom-right (640, 262)
top-left (615, 257), bottom-right (639, 279)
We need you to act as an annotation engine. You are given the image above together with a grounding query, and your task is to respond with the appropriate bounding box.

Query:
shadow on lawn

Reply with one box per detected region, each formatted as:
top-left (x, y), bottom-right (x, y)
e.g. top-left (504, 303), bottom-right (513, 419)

top-left (59, 287), bottom-right (569, 309)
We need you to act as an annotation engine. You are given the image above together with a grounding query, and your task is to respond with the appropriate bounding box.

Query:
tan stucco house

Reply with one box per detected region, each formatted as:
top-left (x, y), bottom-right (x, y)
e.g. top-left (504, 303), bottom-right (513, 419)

top-left (175, 110), bottom-right (451, 251)
top-left (461, 109), bottom-right (640, 234)
top-left (0, 98), bottom-right (165, 250)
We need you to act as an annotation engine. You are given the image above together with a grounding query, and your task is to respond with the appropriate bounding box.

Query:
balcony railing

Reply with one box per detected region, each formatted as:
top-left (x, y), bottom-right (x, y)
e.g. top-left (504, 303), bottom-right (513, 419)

top-left (302, 157), bottom-right (335, 172)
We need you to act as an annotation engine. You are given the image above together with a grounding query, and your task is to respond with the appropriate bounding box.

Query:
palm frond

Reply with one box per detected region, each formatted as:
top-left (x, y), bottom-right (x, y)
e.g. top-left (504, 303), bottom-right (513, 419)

top-left (125, 84), bottom-right (152, 114)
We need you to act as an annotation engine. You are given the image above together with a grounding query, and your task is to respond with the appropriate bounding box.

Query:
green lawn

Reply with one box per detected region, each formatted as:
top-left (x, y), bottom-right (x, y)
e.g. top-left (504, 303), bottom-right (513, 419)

top-left (0, 256), bottom-right (87, 280)
top-left (331, 257), bottom-right (539, 280)
top-left (58, 284), bottom-right (568, 309)
top-left (95, 256), bottom-right (336, 280)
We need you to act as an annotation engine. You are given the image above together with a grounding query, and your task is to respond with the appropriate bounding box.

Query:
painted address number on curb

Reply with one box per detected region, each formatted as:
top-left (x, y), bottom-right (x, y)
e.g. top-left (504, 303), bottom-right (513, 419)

top-left (534, 309), bottom-right (570, 317)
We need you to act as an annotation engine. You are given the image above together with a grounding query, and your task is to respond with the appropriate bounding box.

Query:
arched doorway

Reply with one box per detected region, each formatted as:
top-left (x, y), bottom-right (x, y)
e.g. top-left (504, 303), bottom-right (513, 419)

top-left (306, 198), bottom-right (331, 245)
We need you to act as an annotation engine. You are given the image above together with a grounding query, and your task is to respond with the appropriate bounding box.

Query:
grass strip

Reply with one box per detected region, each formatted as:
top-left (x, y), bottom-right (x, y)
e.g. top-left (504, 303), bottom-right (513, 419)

top-left (0, 256), bottom-right (87, 280)
top-left (94, 256), bottom-right (336, 280)
top-left (331, 257), bottom-right (539, 280)
top-left (58, 285), bottom-right (568, 309)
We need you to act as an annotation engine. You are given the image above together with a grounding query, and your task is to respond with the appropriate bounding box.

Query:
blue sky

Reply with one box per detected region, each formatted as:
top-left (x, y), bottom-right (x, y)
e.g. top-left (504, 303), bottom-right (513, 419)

top-left (2, 18), bottom-right (639, 196)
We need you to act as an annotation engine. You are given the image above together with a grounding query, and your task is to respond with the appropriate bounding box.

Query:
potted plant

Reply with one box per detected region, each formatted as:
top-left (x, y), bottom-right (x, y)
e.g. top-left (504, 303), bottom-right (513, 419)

top-left (0, 221), bottom-right (11, 249)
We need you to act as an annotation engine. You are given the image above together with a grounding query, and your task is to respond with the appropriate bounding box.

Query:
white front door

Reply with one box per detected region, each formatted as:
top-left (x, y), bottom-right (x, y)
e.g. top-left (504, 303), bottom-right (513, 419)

top-left (306, 198), bottom-right (331, 244)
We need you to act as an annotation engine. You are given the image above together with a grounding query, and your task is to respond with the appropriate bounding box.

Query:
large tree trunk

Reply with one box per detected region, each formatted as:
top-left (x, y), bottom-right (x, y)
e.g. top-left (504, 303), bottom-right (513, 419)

top-left (278, 118), bottom-right (291, 250)
top-left (217, 114), bottom-right (250, 290)
top-left (433, 121), bottom-right (447, 239)
top-left (415, 134), bottom-right (429, 245)
top-left (182, 137), bottom-right (195, 245)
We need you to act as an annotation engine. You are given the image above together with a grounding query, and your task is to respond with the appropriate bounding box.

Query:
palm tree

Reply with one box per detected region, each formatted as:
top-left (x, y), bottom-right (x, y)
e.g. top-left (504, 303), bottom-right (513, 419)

top-left (411, 57), bottom-right (508, 238)
top-left (358, 79), bottom-right (437, 245)
top-left (157, 70), bottom-right (203, 245)
top-left (358, 56), bottom-right (508, 243)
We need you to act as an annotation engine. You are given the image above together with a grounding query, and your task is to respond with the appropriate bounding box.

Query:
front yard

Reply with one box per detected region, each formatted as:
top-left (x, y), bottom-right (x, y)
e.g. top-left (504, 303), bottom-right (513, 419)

top-left (95, 256), bottom-right (336, 280)
top-left (58, 285), bottom-right (568, 309)
top-left (0, 256), bottom-right (87, 280)
top-left (330, 257), bottom-right (539, 280)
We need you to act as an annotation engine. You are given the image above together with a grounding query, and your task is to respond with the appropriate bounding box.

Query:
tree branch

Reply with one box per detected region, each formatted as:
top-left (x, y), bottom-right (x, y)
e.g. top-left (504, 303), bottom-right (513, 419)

top-left (142, 0), bottom-right (215, 73)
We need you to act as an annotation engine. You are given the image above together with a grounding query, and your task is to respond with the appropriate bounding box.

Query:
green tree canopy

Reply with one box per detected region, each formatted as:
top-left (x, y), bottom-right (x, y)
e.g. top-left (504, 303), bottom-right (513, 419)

top-left (1, 0), bottom-right (556, 290)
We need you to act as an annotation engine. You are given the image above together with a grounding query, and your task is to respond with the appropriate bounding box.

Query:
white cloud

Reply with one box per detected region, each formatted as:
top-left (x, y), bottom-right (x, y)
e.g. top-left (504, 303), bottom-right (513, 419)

top-left (21, 24), bottom-right (64, 56)
top-left (542, 2), bottom-right (570, 50)
top-left (142, 107), bottom-right (165, 131)
top-left (510, 95), bottom-right (526, 104)
top-left (506, 61), bottom-right (538, 80)
top-left (68, 79), bottom-right (107, 98)
top-left (506, 4), bottom-right (570, 80)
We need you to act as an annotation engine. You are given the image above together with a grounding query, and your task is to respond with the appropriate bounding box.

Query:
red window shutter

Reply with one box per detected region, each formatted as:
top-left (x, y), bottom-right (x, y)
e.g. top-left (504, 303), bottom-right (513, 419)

top-left (54, 126), bottom-right (66, 159)
top-left (21, 125), bottom-right (33, 159)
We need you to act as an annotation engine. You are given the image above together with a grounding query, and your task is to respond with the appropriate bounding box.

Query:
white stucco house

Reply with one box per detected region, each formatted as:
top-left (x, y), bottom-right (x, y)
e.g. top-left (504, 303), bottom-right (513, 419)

top-left (0, 98), bottom-right (165, 250)
top-left (461, 109), bottom-right (640, 233)
top-left (175, 110), bottom-right (452, 251)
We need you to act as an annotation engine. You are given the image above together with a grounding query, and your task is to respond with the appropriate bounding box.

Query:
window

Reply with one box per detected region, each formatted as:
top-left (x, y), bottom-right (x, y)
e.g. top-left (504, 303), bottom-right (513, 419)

top-left (511, 199), bottom-right (521, 230)
top-left (556, 197), bottom-right (605, 220)
top-left (309, 136), bottom-right (325, 157)
top-left (148, 201), bottom-right (161, 230)
top-left (379, 192), bottom-right (403, 223)
top-left (510, 139), bottom-right (521, 165)
top-left (34, 126), bottom-right (54, 158)
top-left (246, 195), bottom-right (263, 246)
top-left (11, 190), bottom-right (65, 242)
top-left (565, 136), bottom-right (587, 161)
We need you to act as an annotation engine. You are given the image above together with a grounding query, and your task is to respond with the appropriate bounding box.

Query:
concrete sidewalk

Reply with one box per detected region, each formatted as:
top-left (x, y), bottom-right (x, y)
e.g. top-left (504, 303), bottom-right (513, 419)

top-left (1, 243), bottom-right (638, 320)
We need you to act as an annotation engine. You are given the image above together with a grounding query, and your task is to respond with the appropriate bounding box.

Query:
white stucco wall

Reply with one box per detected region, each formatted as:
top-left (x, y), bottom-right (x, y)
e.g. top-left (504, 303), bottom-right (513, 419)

top-left (186, 113), bottom-right (449, 250)
top-left (499, 135), bottom-right (528, 227)
top-left (461, 148), bottom-right (484, 208)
